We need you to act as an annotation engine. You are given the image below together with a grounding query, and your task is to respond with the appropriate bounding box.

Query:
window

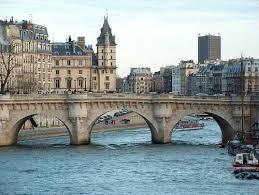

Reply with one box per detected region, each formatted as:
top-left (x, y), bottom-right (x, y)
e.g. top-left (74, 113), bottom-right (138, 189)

top-left (105, 83), bottom-right (110, 90)
top-left (102, 70), bottom-right (105, 74)
top-left (67, 60), bottom-right (71, 66)
top-left (79, 60), bottom-right (83, 66)
top-left (56, 70), bottom-right (59, 75)
top-left (102, 56), bottom-right (103, 59)
top-left (110, 70), bottom-right (113, 74)
top-left (94, 69), bottom-right (97, 74)
top-left (55, 79), bottom-right (60, 88)
top-left (92, 76), bottom-right (96, 81)
top-left (102, 62), bottom-right (103, 66)
top-left (255, 67), bottom-right (258, 72)
top-left (67, 70), bottom-right (71, 75)
top-left (111, 62), bottom-right (113, 66)
top-left (110, 56), bottom-right (112, 59)
top-left (110, 49), bottom-right (112, 53)
top-left (55, 60), bottom-right (59, 66)
top-left (248, 67), bottom-right (251, 71)
top-left (67, 79), bottom-right (71, 89)
top-left (79, 70), bottom-right (82, 74)
top-left (105, 76), bottom-right (109, 81)
top-left (102, 49), bottom-right (103, 53)
top-left (78, 80), bottom-right (83, 88)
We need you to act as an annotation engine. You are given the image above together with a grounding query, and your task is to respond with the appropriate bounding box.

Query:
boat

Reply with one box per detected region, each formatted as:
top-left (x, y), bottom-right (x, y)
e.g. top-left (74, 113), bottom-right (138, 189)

top-left (233, 152), bottom-right (259, 171)
top-left (174, 117), bottom-right (204, 131)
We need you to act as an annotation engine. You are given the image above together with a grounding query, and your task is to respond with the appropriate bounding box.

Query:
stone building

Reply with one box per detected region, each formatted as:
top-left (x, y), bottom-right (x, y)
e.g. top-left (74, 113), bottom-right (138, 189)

top-left (0, 18), bottom-right (51, 93)
top-left (116, 77), bottom-right (124, 93)
top-left (171, 66), bottom-right (181, 95)
top-left (163, 67), bottom-right (173, 93)
top-left (51, 36), bottom-right (94, 92)
top-left (179, 60), bottom-right (198, 95)
top-left (222, 58), bottom-right (259, 95)
top-left (51, 16), bottom-right (117, 93)
top-left (152, 71), bottom-right (164, 93)
top-left (187, 62), bottom-right (225, 95)
top-left (124, 67), bottom-right (152, 94)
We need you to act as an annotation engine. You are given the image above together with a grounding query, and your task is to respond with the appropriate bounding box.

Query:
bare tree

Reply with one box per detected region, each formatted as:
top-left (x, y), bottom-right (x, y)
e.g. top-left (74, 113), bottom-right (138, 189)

top-left (0, 39), bottom-right (16, 94)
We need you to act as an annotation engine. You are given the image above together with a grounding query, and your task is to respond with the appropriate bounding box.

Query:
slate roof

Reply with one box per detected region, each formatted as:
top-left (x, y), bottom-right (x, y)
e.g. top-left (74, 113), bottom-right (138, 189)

top-left (97, 17), bottom-right (116, 46)
top-left (51, 41), bottom-right (93, 56)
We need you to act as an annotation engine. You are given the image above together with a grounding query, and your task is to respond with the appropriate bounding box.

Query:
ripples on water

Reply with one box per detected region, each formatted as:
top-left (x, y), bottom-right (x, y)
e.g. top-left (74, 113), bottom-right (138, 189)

top-left (0, 120), bottom-right (258, 195)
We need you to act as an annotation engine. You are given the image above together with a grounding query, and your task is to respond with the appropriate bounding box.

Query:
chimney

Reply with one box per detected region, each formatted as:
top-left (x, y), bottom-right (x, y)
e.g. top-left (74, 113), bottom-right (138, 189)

top-left (68, 35), bottom-right (72, 43)
top-left (77, 36), bottom-right (85, 49)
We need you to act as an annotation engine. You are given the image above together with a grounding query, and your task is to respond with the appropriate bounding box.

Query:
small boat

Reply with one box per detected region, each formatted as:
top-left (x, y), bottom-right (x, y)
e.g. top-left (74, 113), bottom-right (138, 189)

top-left (233, 152), bottom-right (259, 171)
top-left (174, 117), bottom-right (204, 131)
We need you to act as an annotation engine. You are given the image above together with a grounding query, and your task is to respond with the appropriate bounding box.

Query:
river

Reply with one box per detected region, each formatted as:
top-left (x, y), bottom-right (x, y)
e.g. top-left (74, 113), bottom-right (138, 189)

top-left (0, 120), bottom-right (258, 195)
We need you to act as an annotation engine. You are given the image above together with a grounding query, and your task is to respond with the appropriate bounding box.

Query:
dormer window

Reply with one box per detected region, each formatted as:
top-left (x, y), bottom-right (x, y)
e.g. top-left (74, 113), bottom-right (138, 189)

top-left (54, 51), bottom-right (59, 55)
top-left (66, 52), bottom-right (70, 55)
top-left (65, 45), bottom-right (69, 49)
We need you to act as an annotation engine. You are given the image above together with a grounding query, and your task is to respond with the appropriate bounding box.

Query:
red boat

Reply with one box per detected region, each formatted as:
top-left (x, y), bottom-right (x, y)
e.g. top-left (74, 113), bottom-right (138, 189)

top-left (233, 152), bottom-right (259, 171)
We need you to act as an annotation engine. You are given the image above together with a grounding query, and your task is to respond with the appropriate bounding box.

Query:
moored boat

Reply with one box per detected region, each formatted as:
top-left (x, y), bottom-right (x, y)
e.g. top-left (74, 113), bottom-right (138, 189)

top-left (174, 117), bottom-right (204, 131)
top-left (233, 152), bottom-right (259, 172)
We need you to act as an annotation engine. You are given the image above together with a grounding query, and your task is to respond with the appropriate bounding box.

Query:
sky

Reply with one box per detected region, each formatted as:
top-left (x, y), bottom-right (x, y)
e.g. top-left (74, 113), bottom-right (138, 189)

top-left (1, 0), bottom-right (259, 77)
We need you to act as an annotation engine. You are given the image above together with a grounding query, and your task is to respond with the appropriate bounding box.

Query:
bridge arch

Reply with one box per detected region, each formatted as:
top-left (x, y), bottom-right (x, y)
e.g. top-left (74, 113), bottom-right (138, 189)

top-left (5, 111), bottom-right (73, 145)
top-left (169, 109), bottom-right (235, 144)
top-left (83, 107), bottom-right (158, 144)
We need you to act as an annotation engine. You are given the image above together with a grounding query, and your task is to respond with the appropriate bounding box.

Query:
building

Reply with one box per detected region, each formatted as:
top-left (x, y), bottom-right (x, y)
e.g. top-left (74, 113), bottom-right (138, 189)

top-left (187, 62), bottom-right (225, 95)
top-left (0, 18), bottom-right (51, 93)
top-left (163, 67), bottom-right (173, 93)
top-left (95, 16), bottom-right (117, 92)
top-left (179, 60), bottom-right (198, 95)
top-left (51, 16), bottom-right (117, 93)
top-left (198, 34), bottom-right (221, 64)
top-left (124, 67), bottom-right (152, 94)
top-left (116, 77), bottom-right (124, 93)
top-left (152, 71), bottom-right (164, 93)
top-left (171, 66), bottom-right (181, 95)
top-left (51, 36), bottom-right (94, 93)
top-left (222, 58), bottom-right (259, 95)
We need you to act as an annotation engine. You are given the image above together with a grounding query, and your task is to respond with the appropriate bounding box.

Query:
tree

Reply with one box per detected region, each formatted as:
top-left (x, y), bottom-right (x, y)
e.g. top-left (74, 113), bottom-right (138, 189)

top-left (0, 39), bottom-right (16, 94)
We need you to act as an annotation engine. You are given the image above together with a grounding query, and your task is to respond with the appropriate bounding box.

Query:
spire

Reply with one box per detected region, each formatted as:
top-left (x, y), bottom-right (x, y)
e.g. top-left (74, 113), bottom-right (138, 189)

top-left (105, 8), bottom-right (108, 20)
top-left (97, 16), bottom-right (116, 46)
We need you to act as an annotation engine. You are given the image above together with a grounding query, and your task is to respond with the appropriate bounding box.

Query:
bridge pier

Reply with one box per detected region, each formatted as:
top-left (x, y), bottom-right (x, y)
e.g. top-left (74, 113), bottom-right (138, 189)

top-left (151, 117), bottom-right (171, 144)
top-left (69, 117), bottom-right (91, 145)
top-left (0, 130), bottom-right (16, 146)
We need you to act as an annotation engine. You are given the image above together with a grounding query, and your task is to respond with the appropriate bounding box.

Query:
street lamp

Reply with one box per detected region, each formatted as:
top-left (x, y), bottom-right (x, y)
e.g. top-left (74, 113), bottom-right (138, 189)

top-left (74, 79), bottom-right (77, 92)
top-left (84, 77), bottom-right (87, 91)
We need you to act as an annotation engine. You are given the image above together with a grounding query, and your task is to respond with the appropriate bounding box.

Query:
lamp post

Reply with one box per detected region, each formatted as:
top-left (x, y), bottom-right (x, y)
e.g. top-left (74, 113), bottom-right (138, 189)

top-left (84, 77), bottom-right (87, 91)
top-left (74, 79), bottom-right (77, 92)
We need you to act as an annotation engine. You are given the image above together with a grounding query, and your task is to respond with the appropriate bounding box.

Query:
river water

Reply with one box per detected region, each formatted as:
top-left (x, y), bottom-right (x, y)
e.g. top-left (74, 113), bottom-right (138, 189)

top-left (0, 120), bottom-right (258, 195)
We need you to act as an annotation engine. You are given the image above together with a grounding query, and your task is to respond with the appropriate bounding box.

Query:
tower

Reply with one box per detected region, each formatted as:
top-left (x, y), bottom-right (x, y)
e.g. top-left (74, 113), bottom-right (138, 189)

top-left (96, 16), bottom-right (117, 92)
top-left (198, 34), bottom-right (221, 64)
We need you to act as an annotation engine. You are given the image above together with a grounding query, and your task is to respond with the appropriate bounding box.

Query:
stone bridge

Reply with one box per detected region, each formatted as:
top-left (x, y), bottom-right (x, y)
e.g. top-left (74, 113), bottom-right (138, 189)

top-left (0, 93), bottom-right (258, 146)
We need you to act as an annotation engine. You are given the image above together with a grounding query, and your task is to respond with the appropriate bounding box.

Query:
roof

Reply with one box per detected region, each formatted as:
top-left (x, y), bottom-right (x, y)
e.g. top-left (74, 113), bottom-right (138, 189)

top-left (97, 17), bottom-right (116, 46)
top-left (52, 41), bottom-right (93, 56)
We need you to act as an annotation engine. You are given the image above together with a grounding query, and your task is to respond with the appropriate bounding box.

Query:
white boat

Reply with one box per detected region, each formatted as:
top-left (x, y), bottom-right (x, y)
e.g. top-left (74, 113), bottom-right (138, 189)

top-left (233, 152), bottom-right (259, 171)
top-left (174, 117), bottom-right (204, 131)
